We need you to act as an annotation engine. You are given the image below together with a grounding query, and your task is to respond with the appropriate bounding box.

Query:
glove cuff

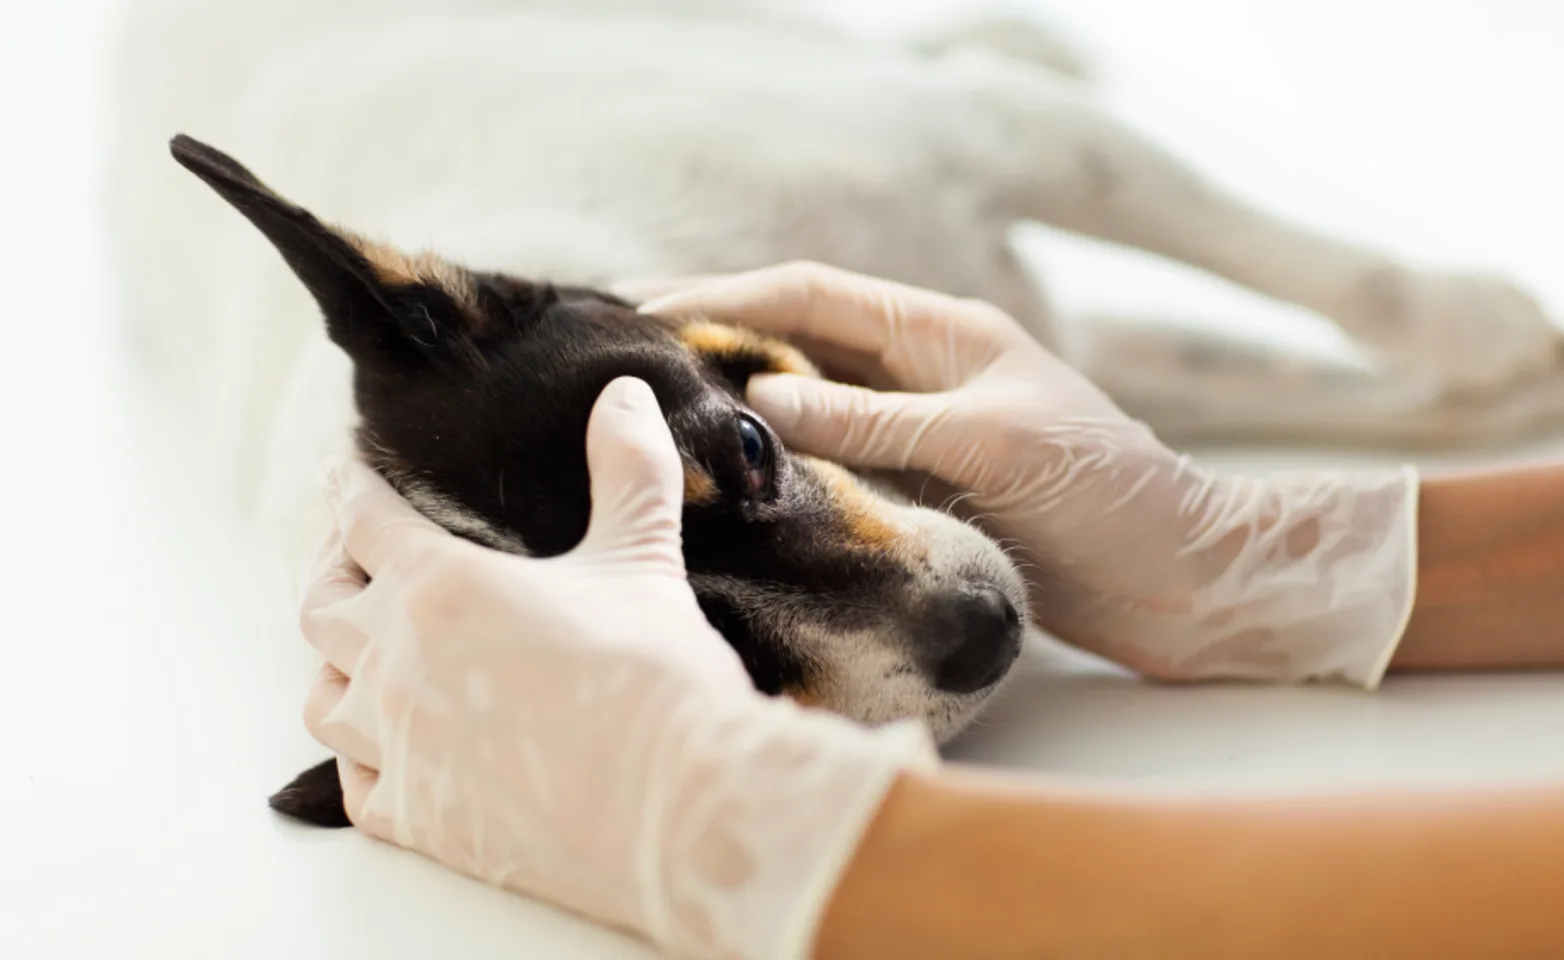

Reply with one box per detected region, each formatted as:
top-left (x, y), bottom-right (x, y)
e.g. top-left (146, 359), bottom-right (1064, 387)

top-left (649, 699), bottom-right (939, 960)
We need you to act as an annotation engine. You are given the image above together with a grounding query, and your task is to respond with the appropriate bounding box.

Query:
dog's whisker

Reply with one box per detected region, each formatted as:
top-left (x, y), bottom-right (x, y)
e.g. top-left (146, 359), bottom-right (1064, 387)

top-left (938, 490), bottom-right (980, 514)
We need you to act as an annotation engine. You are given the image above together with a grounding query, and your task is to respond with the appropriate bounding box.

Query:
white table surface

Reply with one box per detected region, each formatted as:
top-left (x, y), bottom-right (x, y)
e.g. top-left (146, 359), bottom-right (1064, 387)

top-left (4, 1), bottom-right (1563, 957)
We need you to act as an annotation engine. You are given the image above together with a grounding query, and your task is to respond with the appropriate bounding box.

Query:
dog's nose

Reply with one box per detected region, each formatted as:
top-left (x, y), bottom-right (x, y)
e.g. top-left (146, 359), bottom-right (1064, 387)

top-left (920, 585), bottom-right (1023, 694)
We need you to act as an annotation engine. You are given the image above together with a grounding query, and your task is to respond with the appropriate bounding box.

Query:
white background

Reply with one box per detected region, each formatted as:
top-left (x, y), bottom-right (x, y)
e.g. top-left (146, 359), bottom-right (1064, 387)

top-left (2, 1), bottom-right (1562, 957)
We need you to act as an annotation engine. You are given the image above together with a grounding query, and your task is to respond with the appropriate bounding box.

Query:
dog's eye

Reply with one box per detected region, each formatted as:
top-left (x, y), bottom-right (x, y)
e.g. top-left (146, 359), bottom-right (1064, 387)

top-left (736, 414), bottom-right (774, 497)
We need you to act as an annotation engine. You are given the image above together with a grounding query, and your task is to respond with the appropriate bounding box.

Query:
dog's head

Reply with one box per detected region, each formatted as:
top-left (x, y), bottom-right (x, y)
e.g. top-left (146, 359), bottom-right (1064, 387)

top-left (172, 134), bottom-right (1027, 748)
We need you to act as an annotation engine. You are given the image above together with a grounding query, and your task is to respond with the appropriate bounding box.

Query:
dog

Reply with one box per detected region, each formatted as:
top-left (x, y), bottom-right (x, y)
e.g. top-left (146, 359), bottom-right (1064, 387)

top-left (105, 1), bottom-right (1564, 821)
top-left (168, 134), bottom-right (1031, 826)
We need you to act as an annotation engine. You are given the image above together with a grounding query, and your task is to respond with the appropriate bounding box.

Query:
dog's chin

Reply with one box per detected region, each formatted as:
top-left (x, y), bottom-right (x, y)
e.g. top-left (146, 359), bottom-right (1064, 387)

top-left (835, 684), bottom-right (1008, 746)
top-left (811, 650), bottom-right (1017, 746)
top-left (921, 672), bottom-right (1018, 744)
top-left (910, 699), bottom-right (986, 745)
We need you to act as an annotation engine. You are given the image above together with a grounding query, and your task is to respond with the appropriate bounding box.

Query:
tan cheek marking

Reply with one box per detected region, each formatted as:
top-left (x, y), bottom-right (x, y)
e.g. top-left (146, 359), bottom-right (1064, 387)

top-left (683, 464), bottom-right (718, 505)
top-left (781, 685), bottom-right (827, 708)
top-left (800, 457), bottom-right (908, 555)
top-left (679, 321), bottom-right (820, 376)
top-left (346, 233), bottom-right (482, 320)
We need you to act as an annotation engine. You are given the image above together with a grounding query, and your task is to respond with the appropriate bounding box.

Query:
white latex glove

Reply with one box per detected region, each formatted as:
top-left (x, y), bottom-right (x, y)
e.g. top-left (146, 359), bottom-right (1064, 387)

top-left (298, 376), bottom-right (936, 959)
top-left (633, 263), bottom-right (1420, 687)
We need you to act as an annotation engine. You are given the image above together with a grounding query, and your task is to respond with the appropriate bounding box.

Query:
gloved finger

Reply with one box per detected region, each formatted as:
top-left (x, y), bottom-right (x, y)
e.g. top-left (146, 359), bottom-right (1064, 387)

top-left (637, 261), bottom-right (1020, 392)
top-left (575, 377), bottom-right (687, 572)
top-left (296, 517), bottom-right (346, 606)
top-left (779, 335), bottom-right (885, 389)
top-left (336, 757), bottom-right (381, 833)
top-left (332, 460), bottom-right (459, 579)
top-left (297, 536), bottom-right (374, 678)
top-left (302, 662), bottom-right (384, 770)
top-left (747, 373), bottom-right (955, 474)
top-left (297, 524), bottom-right (363, 613)
top-left (609, 273), bottom-right (730, 304)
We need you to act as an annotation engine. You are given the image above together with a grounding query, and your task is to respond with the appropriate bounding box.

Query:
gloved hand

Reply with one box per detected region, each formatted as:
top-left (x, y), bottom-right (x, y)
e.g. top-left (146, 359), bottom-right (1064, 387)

top-left (632, 263), bottom-right (1419, 687)
top-left (299, 376), bottom-right (937, 959)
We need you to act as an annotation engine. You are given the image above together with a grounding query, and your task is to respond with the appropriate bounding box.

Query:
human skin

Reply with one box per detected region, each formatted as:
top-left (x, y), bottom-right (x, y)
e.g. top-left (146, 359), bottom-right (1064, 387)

top-left (819, 765), bottom-right (1564, 959)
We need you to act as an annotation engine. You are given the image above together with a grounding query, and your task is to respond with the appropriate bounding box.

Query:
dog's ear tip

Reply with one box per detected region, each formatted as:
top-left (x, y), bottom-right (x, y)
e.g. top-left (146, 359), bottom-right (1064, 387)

top-left (167, 132), bottom-right (203, 164)
top-left (168, 133), bottom-right (260, 190)
top-left (168, 133), bottom-right (218, 179)
top-left (267, 759), bottom-right (354, 828)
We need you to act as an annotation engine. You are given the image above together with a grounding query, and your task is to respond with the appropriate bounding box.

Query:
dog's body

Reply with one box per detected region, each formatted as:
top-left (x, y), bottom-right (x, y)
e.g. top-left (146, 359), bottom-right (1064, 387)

top-left (107, 0), bottom-right (1564, 530)
top-left (107, 1), bottom-right (1564, 818)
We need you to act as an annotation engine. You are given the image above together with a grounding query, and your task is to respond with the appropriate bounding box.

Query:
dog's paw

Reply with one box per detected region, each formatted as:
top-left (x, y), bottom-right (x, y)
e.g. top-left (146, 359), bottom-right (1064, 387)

top-left (1342, 268), bottom-right (1564, 396)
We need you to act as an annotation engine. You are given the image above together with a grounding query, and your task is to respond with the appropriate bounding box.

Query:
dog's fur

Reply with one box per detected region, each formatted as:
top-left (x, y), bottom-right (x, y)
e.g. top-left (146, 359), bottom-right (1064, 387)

top-left (105, 1), bottom-right (1564, 822)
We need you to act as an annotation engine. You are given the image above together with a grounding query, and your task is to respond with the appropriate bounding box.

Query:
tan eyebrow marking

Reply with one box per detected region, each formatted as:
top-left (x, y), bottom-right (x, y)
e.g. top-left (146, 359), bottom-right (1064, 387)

top-left (679, 320), bottom-right (819, 376)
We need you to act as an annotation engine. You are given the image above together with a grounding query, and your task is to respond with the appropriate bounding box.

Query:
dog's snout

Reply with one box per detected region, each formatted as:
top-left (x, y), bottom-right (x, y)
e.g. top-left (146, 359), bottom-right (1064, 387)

top-left (920, 584), bottom-right (1023, 694)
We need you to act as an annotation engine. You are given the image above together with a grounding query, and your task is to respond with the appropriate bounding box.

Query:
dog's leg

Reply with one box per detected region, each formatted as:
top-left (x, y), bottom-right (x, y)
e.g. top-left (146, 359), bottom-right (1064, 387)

top-left (1073, 313), bottom-right (1564, 448)
top-left (945, 53), bottom-right (1563, 405)
top-left (902, 12), bottom-right (1094, 81)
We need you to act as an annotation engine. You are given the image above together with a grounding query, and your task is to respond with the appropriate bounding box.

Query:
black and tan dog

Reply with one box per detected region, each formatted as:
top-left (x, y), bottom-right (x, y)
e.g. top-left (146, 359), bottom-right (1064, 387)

top-left (170, 136), bottom-right (1028, 827)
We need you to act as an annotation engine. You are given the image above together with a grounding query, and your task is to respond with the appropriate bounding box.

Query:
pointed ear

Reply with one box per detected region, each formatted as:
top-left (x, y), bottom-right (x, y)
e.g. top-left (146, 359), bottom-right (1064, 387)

top-left (169, 134), bottom-right (483, 369)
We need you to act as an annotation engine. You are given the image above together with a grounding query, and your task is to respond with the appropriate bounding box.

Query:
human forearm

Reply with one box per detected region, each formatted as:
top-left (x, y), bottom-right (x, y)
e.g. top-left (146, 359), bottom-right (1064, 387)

top-left (1395, 463), bottom-right (1564, 672)
top-left (816, 767), bottom-right (1564, 959)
